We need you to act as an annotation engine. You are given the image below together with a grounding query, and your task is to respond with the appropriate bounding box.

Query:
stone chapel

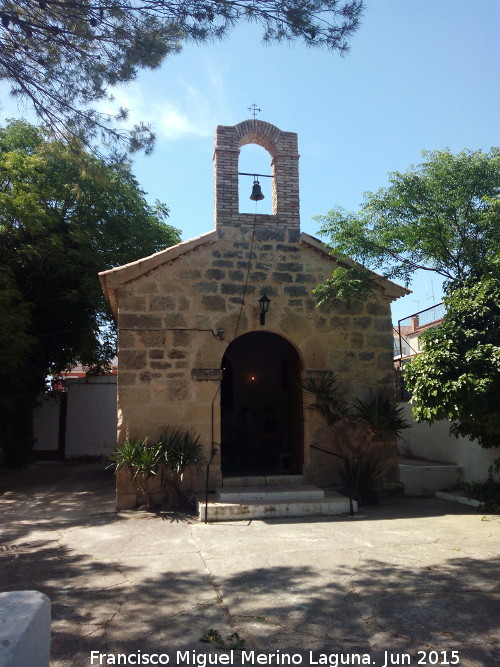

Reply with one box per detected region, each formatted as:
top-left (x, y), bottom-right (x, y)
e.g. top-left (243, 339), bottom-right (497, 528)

top-left (99, 119), bottom-right (408, 499)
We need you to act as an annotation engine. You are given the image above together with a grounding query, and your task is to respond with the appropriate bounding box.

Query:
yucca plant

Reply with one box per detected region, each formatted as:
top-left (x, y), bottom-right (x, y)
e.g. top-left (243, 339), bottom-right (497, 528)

top-left (161, 427), bottom-right (206, 478)
top-left (341, 449), bottom-right (385, 506)
top-left (303, 374), bottom-right (410, 505)
top-left (159, 427), bottom-right (206, 509)
top-left (110, 426), bottom-right (206, 511)
top-left (302, 372), bottom-right (354, 426)
top-left (352, 391), bottom-right (411, 444)
top-left (109, 435), bottom-right (164, 510)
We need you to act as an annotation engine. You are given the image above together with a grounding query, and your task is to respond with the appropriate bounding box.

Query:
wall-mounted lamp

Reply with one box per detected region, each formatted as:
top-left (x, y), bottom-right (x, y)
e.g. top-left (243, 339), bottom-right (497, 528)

top-left (258, 294), bottom-right (271, 326)
top-left (212, 328), bottom-right (225, 341)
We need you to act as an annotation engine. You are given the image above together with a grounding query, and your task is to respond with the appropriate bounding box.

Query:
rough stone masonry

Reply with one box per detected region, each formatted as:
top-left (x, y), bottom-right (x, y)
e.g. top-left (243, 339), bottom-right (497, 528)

top-left (99, 119), bottom-right (408, 494)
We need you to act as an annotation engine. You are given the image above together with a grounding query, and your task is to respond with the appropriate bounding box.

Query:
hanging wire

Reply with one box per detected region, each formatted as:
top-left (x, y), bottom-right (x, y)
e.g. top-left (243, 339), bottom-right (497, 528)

top-left (207, 198), bottom-right (260, 505)
top-left (232, 203), bottom-right (258, 342)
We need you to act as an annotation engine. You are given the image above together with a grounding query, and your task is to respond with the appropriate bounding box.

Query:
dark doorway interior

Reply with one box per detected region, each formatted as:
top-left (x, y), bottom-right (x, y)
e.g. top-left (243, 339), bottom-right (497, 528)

top-left (221, 332), bottom-right (303, 477)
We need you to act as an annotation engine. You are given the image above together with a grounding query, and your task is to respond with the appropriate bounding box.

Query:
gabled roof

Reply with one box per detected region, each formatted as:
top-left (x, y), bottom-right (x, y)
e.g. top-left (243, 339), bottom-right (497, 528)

top-left (99, 230), bottom-right (217, 317)
top-left (99, 230), bottom-right (410, 319)
top-left (300, 232), bottom-right (410, 302)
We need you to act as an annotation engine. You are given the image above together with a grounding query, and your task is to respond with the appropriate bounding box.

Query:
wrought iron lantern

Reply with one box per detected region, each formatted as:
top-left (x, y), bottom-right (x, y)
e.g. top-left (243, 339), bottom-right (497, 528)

top-left (258, 294), bottom-right (271, 325)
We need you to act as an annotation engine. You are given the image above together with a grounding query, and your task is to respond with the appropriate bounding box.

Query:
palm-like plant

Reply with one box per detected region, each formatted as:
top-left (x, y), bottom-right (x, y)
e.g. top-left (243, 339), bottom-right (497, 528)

top-left (341, 449), bottom-right (385, 505)
top-left (302, 373), bottom-right (354, 426)
top-left (110, 426), bottom-right (206, 510)
top-left (160, 427), bottom-right (206, 509)
top-left (303, 373), bottom-right (411, 504)
top-left (109, 435), bottom-right (164, 510)
top-left (160, 427), bottom-right (206, 479)
top-left (352, 392), bottom-right (411, 444)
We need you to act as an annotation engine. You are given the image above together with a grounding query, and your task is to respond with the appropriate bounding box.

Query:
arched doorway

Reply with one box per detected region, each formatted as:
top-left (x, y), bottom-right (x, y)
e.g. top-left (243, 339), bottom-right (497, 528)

top-left (220, 332), bottom-right (303, 477)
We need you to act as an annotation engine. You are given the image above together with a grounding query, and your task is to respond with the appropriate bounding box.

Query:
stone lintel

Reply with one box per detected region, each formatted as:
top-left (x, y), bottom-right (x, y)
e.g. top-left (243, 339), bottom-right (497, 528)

top-left (303, 370), bottom-right (331, 378)
top-left (191, 369), bottom-right (223, 381)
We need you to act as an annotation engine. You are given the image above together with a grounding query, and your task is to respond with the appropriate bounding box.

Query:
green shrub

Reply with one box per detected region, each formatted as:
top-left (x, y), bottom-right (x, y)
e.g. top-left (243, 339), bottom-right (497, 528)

top-left (108, 436), bottom-right (163, 476)
top-left (160, 427), bottom-right (206, 479)
top-left (303, 375), bottom-right (411, 505)
top-left (302, 373), bottom-right (354, 426)
top-left (353, 391), bottom-right (411, 443)
top-left (341, 450), bottom-right (385, 506)
top-left (109, 426), bottom-right (206, 510)
top-left (109, 435), bottom-right (164, 509)
top-left (463, 476), bottom-right (500, 513)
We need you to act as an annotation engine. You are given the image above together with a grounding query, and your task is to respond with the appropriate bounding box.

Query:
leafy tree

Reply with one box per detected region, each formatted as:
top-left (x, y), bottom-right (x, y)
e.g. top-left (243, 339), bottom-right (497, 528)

top-left (0, 120), bottom-right (181, 465)
top-left (313, 148), bottom-right (500, 305)
top-left (314, 148), bottom-right (500, 452)
top-left (403, 273), bottom-right (500, 449)
top-left (0, 0), bottom-right (363, 153)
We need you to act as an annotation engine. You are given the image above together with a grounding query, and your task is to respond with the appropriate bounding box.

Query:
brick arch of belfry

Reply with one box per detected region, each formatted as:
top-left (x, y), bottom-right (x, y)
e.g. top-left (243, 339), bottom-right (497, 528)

top-left (213, 119), bottom-right (300, 236)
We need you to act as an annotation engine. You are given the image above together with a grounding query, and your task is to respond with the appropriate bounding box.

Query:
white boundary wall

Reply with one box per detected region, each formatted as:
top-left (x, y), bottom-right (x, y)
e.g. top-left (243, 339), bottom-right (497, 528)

top-left (33, 376), bottom-right (117, 458)
top-left (398, 403), bottom-right (500, 483)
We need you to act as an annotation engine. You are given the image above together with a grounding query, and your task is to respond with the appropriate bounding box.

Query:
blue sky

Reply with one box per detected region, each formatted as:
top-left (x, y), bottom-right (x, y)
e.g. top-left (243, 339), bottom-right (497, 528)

top-left (1, 1), bottom-right (498, 323)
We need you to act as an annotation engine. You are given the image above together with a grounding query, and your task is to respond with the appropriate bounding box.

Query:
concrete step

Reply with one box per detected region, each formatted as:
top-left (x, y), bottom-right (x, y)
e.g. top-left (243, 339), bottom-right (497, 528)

top-left (217, 484), bottom-right (325, 502)
top-left (197, 490), bottom-right (357, 522)
top-left (222, 475), bottom-right (305, 487)
top-left (398, 458), bottom-right (464, 496)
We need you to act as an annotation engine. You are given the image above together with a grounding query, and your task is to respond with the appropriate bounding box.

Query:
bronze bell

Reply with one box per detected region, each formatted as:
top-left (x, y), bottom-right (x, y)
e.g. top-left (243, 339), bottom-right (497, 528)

top-left (249, 180), bottom-right (264, 201)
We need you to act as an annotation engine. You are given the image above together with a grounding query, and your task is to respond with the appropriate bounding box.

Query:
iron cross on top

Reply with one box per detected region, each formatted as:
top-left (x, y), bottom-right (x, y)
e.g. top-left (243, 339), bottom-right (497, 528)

top-left (248, 103), bottom-right (261, 119)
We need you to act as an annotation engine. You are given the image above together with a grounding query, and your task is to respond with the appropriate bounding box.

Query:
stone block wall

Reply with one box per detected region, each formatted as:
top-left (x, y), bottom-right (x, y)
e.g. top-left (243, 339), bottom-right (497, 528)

top-left (116, 231), bottom-right (397, 490)
top-left (101, 119), bottom-right (406, 492)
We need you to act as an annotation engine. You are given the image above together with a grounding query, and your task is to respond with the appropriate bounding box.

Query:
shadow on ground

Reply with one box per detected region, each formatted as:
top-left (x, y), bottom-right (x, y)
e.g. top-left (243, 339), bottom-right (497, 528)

top-left (0, 464), bottom-right (498, 666)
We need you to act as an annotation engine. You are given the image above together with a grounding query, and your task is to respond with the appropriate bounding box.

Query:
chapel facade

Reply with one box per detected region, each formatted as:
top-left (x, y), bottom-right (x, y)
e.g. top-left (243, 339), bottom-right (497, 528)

top-left (99, 119), bottom-right (408, 491)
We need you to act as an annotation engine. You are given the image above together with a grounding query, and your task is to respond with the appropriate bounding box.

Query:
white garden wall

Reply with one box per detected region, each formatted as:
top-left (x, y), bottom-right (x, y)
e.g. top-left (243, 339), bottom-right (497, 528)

top-left (64, 377), bottom-right (117, 457)
top-left (33, 376), bottom-right (117, 458)
top-left (398, 403), bottom-right (500, 483)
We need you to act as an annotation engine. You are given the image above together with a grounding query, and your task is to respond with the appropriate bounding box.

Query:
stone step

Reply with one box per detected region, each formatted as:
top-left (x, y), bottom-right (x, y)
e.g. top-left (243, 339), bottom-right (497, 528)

top-left (222, 475), bottom-right (305, 488)
top-left (398, 458), bottom-right (464, 496)
top-left (217, 485), bottom-right (325, 502)
top-left (197, 491), bottom-right (357, 522)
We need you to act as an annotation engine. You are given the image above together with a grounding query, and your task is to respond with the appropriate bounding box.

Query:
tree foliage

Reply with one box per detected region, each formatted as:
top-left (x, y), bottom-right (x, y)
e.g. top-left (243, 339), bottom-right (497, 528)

top-left (314, 148), bottom-right (500, 452)
top-left (403, 273), bottom-right (500, 449)
top-left (0, 0), bottom-right (363, 153)
top-left (0, 120), bottom-right (180, 464)
top-left (313, 148), bottom-right (500, 304)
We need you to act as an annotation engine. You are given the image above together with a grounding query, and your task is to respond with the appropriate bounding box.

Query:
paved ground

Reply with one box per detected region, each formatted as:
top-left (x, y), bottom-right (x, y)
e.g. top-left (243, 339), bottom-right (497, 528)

top-left (0, 463), bottom-right (498, 667)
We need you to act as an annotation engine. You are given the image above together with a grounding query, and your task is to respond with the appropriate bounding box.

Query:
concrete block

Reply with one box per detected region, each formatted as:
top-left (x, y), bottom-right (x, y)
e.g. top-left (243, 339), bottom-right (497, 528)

top-left (0, 591), bottom-right (51, 667)
top-left (435, 491), bottom-right (481, 507)
top-left (399, 461), bottom-right (463, 496)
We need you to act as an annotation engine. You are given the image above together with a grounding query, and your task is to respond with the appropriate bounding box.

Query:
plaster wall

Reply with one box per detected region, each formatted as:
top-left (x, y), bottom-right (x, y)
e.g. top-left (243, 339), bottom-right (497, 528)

top-left (398, 403), bottom-right (500, 483)
top-left (64, 377), bottom-right (117, 457)
top-left (33, 377), bottom-right (117, 458)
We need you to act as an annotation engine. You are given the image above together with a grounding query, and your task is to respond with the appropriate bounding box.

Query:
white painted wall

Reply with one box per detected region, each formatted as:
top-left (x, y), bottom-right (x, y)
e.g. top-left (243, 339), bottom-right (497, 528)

top-left (64, 377), bottom-right (117, 457)
top-left (0, 591), bottom-right (51, 667)
top-left (398, 403), bottom-right (500, 483)
top-left (33, 376), bottom-right (117, 458)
